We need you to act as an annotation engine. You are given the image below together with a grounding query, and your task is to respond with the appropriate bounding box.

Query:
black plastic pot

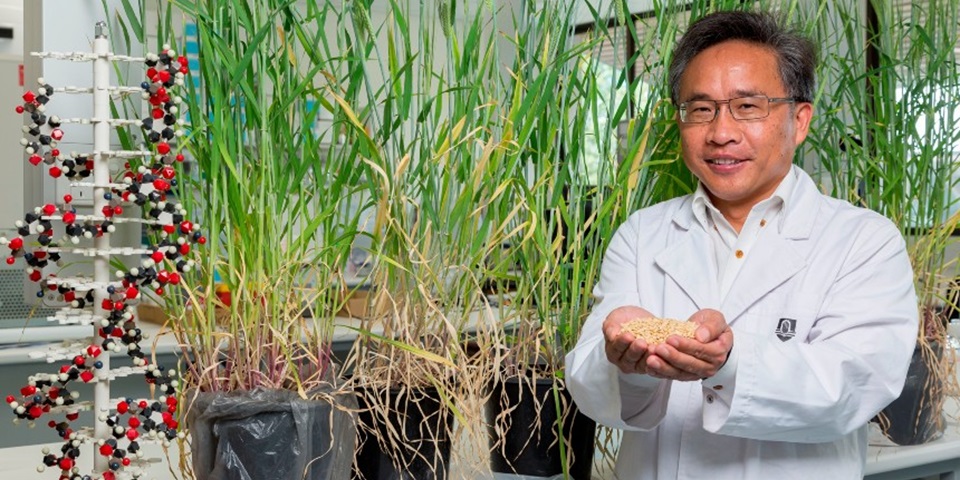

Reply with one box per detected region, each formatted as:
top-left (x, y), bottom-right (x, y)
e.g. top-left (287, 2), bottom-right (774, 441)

top-left (188, 387), bottom-right (357, 480)
top-left (877, 342), bottom-right (945, 445)
top-left (352, 385), bottom-right (453, 480)
top-left (485, 375), bottom-right (596, 479)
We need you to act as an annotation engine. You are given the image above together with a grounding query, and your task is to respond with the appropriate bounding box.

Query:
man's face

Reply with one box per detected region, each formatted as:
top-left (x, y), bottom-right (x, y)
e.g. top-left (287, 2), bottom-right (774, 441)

top-left (677, 40), bottom-right (812, 216)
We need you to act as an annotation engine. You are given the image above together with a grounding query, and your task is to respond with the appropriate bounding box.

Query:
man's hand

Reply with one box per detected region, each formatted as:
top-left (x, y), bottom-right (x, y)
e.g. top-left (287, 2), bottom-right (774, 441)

top-left (602, 307), bottom-right (734, 381)
top-left (646, 309), bottom-right (733, 381)
top-left (602, 306), bottom-right (657, 375)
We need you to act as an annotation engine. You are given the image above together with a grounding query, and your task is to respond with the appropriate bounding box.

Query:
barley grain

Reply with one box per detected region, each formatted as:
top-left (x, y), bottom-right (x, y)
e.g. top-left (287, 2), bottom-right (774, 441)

top-left (621, 317), bottom-right (698, 344)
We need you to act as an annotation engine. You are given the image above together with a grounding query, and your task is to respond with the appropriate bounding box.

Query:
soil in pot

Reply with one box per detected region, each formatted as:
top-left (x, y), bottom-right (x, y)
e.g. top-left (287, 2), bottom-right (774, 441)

top-left (486, 374), bottom-right (596, 480)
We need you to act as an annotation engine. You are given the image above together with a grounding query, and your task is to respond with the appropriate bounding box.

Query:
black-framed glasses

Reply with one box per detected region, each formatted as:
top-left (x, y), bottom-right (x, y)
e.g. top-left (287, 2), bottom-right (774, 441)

top-left (678, 96), bottom-right (797, 124)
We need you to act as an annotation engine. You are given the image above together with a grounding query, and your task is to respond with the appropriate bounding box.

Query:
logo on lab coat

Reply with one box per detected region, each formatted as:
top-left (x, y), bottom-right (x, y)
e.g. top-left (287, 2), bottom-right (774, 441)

top-left (776, 318), bottom-right (797, 341)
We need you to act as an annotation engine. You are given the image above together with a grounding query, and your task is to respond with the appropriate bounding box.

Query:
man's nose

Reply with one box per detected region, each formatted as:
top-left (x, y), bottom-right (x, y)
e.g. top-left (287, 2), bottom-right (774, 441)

top-left (706, 105), bottom-right (741, 145)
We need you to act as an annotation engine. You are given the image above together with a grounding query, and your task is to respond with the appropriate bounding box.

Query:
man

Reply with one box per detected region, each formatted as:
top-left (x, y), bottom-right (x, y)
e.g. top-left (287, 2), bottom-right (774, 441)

top-left (565, 10), bottom-right (918, 479)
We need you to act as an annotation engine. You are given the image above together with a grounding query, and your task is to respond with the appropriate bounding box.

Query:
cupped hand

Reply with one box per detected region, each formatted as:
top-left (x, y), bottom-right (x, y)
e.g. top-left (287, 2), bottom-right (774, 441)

top-left (601, 306), bottom-right (657, 375)
top-left (645, 308), bottom-right (734, 381)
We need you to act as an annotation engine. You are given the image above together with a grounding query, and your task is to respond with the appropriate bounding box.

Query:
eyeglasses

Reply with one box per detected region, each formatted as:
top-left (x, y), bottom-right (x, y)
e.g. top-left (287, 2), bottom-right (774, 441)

top-left (678, 96), bottom-right (797, 124)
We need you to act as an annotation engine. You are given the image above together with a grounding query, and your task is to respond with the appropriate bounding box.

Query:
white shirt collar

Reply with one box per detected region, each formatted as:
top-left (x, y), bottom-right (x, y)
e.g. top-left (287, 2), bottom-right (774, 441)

top-left (691, 165), bottom-right (798, 233)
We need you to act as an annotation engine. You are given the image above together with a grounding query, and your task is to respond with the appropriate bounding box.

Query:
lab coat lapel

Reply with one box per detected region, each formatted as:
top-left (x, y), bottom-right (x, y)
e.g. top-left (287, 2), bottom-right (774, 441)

top-left (721, 233), bottom-right (805, 323)
top-left (722, 168), bottom-right (820, 323)
top-left (654, 203), bottom-right (720, 311)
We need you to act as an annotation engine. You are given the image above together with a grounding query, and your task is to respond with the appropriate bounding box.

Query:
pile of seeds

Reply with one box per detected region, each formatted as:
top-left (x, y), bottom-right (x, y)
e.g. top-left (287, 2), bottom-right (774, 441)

top-left (621, 317), bottom-right (698, 344)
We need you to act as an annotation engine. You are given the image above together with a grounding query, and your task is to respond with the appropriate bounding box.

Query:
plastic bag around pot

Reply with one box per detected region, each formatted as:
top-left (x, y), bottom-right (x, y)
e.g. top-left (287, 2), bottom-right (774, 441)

top-left (187, 386), bottom-right (357, 480)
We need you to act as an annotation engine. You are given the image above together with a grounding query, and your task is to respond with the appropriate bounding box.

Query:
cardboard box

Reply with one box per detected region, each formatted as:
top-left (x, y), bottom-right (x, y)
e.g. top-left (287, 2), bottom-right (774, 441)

top-left (137, 303), bottom-right (169, 326)
top-left (337, 287), bottom-right (372, 319)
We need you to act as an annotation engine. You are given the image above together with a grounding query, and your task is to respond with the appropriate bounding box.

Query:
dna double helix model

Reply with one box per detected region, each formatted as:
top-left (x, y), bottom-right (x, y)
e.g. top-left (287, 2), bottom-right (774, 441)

top-left (1, 22), bottom-right (203, 480)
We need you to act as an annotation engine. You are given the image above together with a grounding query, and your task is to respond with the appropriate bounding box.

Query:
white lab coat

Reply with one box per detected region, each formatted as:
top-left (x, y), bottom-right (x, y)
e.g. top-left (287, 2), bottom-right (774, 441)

top-left (565, 166), bottom-right (918, 480)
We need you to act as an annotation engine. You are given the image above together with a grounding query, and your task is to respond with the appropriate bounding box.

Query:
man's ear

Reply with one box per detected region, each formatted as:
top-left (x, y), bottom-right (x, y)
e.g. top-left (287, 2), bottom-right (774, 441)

top-left (793, 102), bottom-right (814, 146)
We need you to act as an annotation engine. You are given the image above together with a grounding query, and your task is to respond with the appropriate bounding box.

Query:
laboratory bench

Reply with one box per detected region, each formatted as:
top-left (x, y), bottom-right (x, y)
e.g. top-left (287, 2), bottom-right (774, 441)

top-left (863, 397), bottom-right (960, 480)
top-left (1, 418), bottom-right (959, 479)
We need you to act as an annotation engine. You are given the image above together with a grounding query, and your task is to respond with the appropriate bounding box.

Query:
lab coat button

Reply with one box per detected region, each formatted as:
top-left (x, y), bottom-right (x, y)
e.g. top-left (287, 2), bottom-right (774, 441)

top-left (705, 394), bottom-right (715, 404)
top-left (712, 385), bottom-right (723, 391)
top-left (735, 249), bottom-right (744, 259)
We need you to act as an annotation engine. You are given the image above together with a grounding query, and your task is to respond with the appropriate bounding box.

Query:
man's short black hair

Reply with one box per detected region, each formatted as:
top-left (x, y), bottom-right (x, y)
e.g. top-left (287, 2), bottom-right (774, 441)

top-left (668, 10), bottom-right (817, 105)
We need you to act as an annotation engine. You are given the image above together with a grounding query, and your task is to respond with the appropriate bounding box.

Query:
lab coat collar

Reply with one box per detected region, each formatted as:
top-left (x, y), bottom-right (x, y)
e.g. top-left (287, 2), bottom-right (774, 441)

top-left (657, 165), bottom-right (822, 320)
top-left (778, 165), bottom-right (820, 240)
